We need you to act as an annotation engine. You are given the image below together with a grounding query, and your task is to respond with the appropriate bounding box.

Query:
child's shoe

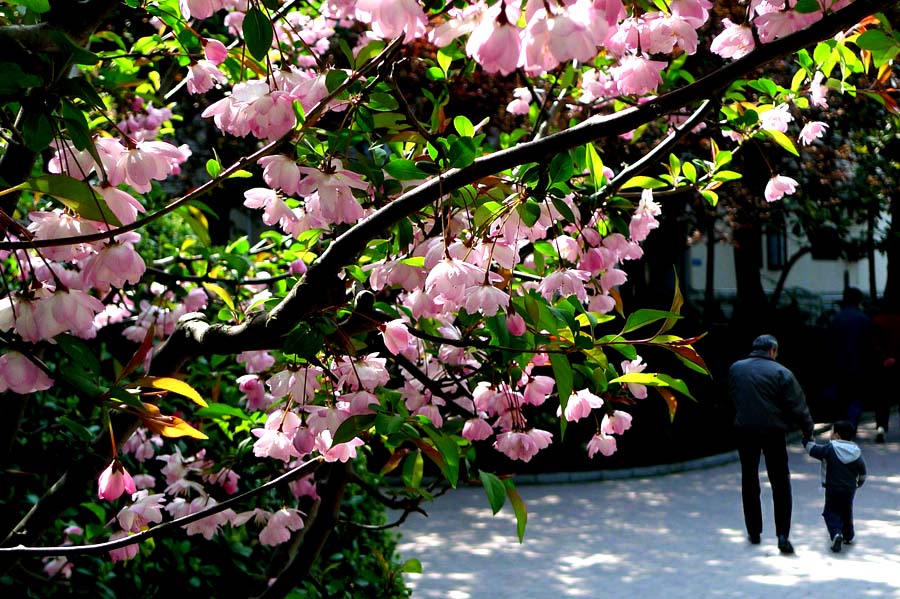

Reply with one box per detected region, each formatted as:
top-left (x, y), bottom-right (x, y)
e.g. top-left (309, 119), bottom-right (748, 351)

top-left (831, 533), bottom-right (843, 553)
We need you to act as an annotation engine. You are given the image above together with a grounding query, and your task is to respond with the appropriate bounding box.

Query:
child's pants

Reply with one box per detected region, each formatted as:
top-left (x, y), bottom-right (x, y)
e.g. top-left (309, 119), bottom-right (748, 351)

top-left (823, 487), bottom-right (856, 541)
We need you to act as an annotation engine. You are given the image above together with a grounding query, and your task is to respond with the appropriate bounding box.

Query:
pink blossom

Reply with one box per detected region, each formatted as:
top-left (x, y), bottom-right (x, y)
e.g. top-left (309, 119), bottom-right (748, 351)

top-left (27, 210), bottom-right (97, 261)
top-left (122, 428), bottom-right (163, 462)
top-left (259, 508), bottom-right (304, 546)
top-left (562, 388), bottom-right (605, 422)
top-left (258, 155), bottom-right (302, 196)
top-left (612, 54), bottom-right (667, 96)
top-left (178, 0), bottom-right (223, 19)
top-left (252, 410), bottom-right (302, 462)
top-left (464, 284), bottom-right (510, 317)
top-left (809, 71), bottom-right (829, 108)
top-left (493, 428), bottom-right (553, 462)
top-left (297, 161), bottom-right (368, 225)
top-left (629, 189), bottom-right (661, 242)
top-left (355, 0), bottom-right (427, 43)
top-left (600, 268), bottom-right (628, 294)
top-left (289, 474), bottom-right (319, 500)
top-left (799, 121), bottom-right (828, 146)
top-left (83, 242), bottom-right (146, 291)
top-left (587, 432), bottom-right (617, 457)
top-left (238, 374), bottom-right (274, 411)
top-left (467, 17), bottom-right (521, 76)
top-left (116, 490), bottom-right (166, 532)
top-left (315, 429), bottom-right (365, 463)
top-left (110, 141), bottom-right (190, 194)
top-left (334, 354), bottom-right (389, 391)
top-left (243, 187), bottom-right (299, 230)
top-left (108, 530), bottom-right (139, 562)
top-left (759, 103), bottom-right (793, 133)
top-left (206, 467), bottom-right (240, 495)
top-left (43, 556), bottom-right (72, 579)
top-left (754, 9), bottom-right (816, 44)
top-left (203, 38), bottom-right (228, 64)
top-left (710, 19), bottom-right (755, 59)
top-left (506, 312), bottom-right (527, 336)
top-left (98, 461), bottom-right (137, 501)
top-left (507, 87), bottom-right (532, 115)
top-left (764, 175), bottom-right (799, 202)
top-left (40, 290), bottom-right (105, 339)
top-left (266, 366), bottom-right (322, 402)
top-left (0, 351), bottom-right (53, 394)
top-left (522, 375), bottom-right (555, 406)
top-left (182, 496), bottom-right (235, 540)
top-left (462, 417), bottom-right (494, 441)
top-left (621, 357), bottom-right (649, 399)
top-left (538, 269), bottom-right (591, 302)
top-left (236, 350), bottom-right (276, 373)
top-left (601, 410), bottom-right (634, 435)
top-left (186, 60), bottom-right (227, 95)
top-left (98, 186), bottom-right (145, 225)
top-left (382, 319), bottom-right (413, 355)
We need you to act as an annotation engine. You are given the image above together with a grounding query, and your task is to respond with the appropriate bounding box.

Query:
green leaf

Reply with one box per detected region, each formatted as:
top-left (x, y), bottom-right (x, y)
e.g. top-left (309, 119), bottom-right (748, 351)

top-left (0, 62), bottom-right (42, 93)
top-left (682, 161), bottom-right (697, 184)
top-left (332, 414), bottom-right (376, 445)
top-left (479, 471), bottom-right (507, 515)
top-left (761, 129), bottom-right (799, 157)
top-left (504, 479), bottom-right (528, 543)
top-left (549, 152), bottom-right (574, 185)
top-left (402, 450), bottom-right (424, 489)
top-left (584, 142), bottom-right (605, 191)
top-left (448, 137), bottom-right (476, 168)
top-left (56, 334), bottom-right (101, 375)
top-left (206, 158), bottom-right (222, 179)
top-left (621, 309), bottom-right (680, 334)
top-left (27, 175), bottom-right (122, 226)
top-left (619, 176), bottom-right (667, 190)
top-left (384, 159), bottom-right (428, 181)
top-left (367, 92), bottom-right (399, 111)
top-left (550, 352), bottom-right (573, 438)
top-left (474, 200), bottom-right (504, 229)
top-left (19, 0), bottom-right (51, 12)
top-left (196, 403), bottom-right (250, 420)
top-left (855, 30), bottom-right (900, 66)
top-left (453, 115), bottom-right (475, 137)
top-left (243, 7), bottom-right (273, 61)
top-left (59, 416), bottom-right (94, 442)
top-left (22, 111), bottom-right (53, 152)
top-left (325, 69), bottom-right (349, 93)
top-left (712, 170), bottom-right (743, 182)
top-left (422, 423), bottom-right (459, 488)
top-left (793, 0), bottom-right (819, 12)
top-left (401, 559), bottom-right (423, 574)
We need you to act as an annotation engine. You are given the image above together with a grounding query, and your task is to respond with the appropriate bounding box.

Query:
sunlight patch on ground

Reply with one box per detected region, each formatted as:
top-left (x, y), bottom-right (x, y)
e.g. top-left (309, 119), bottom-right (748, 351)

top-left (558, 553), bottom-right (622, 570)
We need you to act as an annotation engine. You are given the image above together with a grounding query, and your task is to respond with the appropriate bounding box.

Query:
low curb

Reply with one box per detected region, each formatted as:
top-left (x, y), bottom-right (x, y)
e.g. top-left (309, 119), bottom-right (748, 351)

top-left (512, 422), bottom-right (836, 486)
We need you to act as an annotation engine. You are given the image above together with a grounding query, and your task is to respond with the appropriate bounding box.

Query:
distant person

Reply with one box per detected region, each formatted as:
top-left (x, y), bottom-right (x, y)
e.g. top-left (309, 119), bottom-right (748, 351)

top-left (827, 287), bottom-right (873, 427)
top-left (870, 303), bottom-right (900, 443)
top-left (804, 420), bottom-right (867, 552)
top-left (729, 334), bottom-right (815, 554)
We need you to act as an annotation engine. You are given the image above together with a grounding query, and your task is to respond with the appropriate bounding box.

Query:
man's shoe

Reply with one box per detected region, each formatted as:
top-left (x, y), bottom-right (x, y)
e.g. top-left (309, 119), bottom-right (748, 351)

top-left (843, 536), bottom-right (853, 545)
top-left (748, 534), bottom-right (761, 545)
top-left (777, 535), bottom-right (794, 554)
top-left (831, 533), bottom-right (843, 553)
top-left (876, 427), bottom-right (886, 444)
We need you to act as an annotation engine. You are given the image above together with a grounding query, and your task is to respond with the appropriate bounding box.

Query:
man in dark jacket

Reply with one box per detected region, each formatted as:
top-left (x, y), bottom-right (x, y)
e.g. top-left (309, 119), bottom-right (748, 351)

top-left (804, 420), bottom-right (867, 553)
top-left (729, 334), bottom-right (815, 554)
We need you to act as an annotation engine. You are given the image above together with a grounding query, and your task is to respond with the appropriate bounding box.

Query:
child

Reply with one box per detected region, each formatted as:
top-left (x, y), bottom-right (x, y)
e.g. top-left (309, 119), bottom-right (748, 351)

top-left (804, 420), bottom-right (867, 552)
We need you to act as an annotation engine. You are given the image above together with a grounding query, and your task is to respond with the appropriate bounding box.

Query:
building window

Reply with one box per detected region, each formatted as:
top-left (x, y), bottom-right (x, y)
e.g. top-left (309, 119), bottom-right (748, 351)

top-left (766, 228), bottom-right (786, 270)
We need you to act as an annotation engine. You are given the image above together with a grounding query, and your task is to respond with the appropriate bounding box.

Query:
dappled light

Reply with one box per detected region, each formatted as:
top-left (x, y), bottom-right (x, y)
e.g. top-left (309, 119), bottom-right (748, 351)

top-left (399, 438), bottom-right (900, 597)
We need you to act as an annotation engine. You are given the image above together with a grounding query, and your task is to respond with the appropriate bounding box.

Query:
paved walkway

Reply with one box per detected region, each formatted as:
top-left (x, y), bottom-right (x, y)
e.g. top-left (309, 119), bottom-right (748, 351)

top-left (397, 424), bottom-right (900, 598)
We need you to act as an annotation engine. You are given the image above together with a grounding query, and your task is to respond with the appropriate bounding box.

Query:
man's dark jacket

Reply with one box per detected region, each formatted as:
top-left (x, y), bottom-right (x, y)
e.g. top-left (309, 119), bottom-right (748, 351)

top-left (729, 349), bottom-right (814, 437)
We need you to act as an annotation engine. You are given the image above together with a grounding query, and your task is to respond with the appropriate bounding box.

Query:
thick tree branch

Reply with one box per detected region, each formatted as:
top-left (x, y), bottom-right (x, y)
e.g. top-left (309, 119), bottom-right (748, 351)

top-left (257, 461), bottom-right (351, 599)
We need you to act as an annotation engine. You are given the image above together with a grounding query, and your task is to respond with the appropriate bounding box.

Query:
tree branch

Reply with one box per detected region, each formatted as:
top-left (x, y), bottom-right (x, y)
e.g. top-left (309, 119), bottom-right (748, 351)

top-left (0, 457), bottom-right (322, 558)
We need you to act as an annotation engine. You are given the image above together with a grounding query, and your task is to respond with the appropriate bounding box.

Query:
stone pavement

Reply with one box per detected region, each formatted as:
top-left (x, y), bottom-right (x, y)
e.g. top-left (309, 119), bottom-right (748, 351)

top-left (397, 423), bottom-right (900, 598)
